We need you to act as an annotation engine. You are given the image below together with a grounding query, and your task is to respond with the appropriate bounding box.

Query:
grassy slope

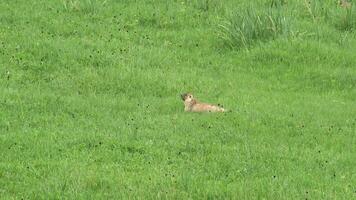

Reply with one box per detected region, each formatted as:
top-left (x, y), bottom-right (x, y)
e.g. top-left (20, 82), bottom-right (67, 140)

top-left (0, 0), bottom-right (355, 199)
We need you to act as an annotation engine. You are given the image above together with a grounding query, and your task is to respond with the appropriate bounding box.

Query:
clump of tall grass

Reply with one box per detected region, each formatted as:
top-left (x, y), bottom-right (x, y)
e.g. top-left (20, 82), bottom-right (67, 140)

top-left (301, 0), bottom-right (331, 22)
top-left (189, 0), bottom-right (222, 12)
top-left (61, 0), bottom-right (106, 14)
top-left (267, 0), bottom-right (287, 8)
top-left (335, 5), bottom-right (356, 31)
top-left (218, 6), bottom-right (291, 50)
top-left (300, 0), bottom-right (356, 32)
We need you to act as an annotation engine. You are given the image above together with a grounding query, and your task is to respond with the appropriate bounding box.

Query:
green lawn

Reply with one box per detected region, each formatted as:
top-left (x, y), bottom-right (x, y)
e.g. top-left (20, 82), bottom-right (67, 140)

top-left (1, 0), bottom-right (355, 199)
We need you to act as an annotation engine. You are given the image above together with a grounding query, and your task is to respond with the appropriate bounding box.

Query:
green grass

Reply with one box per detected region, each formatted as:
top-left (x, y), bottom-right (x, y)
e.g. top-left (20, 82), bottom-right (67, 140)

top-left (1, 0), bottom-right (356, 199)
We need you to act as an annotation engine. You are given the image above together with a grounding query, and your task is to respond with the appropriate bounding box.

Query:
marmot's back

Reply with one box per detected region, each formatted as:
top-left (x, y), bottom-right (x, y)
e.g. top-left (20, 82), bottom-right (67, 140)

top-left (191, 103), bottom-right (225, 113)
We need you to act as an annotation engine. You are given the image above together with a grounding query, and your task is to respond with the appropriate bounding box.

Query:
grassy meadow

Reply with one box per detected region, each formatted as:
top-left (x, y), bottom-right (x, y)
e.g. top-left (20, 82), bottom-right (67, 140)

top-left (1, 0), bottom-right (356, 199)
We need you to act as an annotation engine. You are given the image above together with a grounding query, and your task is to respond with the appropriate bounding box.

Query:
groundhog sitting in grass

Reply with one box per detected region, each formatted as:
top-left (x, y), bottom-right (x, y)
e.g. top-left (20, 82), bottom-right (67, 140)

top-left (181, 93), bottom-right (226, 113)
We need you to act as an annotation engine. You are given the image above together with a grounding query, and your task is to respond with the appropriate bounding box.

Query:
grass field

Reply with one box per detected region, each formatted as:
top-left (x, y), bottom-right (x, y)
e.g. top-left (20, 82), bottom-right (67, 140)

top-left (1, 0), bottom-right (356, 199)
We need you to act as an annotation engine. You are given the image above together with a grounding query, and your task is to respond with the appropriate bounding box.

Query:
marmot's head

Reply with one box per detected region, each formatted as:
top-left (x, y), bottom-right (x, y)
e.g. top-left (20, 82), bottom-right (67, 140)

top-left (181, 93), bottom-right (194, 103)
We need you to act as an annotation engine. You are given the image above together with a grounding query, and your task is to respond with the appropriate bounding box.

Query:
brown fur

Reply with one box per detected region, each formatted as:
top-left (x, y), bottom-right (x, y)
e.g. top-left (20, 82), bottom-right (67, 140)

top-left (180, 93), bottom-right (225, 113)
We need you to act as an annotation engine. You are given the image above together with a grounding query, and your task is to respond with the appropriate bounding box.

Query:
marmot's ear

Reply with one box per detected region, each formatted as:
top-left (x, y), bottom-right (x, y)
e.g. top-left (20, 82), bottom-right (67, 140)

top-left (180, 93), bottom-right (187, 101)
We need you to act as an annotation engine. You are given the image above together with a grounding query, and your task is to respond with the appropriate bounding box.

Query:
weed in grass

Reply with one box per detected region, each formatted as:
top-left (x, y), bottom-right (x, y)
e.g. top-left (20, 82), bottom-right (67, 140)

top-left (340, 0), bottom-right (352, 9)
